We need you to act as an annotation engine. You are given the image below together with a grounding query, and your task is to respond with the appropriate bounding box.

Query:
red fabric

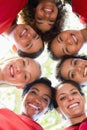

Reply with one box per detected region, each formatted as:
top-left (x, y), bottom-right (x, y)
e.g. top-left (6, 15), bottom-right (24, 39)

top-left (64, 119), bottom-right (87, 130)
top-left (72, 0), bottom-right (87, 23)
top-left (0, 0), bottom-right (27, 34)
top-left (0, 108), bottom-right (44, 130)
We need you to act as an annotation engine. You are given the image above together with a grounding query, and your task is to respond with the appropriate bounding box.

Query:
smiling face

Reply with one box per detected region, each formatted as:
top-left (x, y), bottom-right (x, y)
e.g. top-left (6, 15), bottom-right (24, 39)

top-left (13, 24), bottom-right (43, 54)
top-left (35, 0), bottom-right (58, 32)
top-left (56, 83), bottom-right (85, 119)
top-left (60, 58), bottom-right (87, 83)
top-left (1, 57), bottom-right (41, 86)
top-left (50, 30), bottom-right (84, 58)
top-left (22, 83), bottom-right (51, 119)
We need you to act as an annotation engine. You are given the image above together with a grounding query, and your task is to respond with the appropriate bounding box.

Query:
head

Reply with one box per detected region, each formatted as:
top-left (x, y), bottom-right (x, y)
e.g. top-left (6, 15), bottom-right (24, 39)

top-left (56, 80), bottom-right (85, 122)
top-left (1, 57), bottom-right (41, 86)
top-left (21, 77), bottom-right (56, 120)
top-left (56, 55), bottom-right (87, 84)
top-left (19, 0), bottom-right (66, 42)
top-left (35, 0), bottom-right (58, 32)
top-left (12, 24), bottom-right (44, 58)
top-left (48, 30), bottom-right (84, 59)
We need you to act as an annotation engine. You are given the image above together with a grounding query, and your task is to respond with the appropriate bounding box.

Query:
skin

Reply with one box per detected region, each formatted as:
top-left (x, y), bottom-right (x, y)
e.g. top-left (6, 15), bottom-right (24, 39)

top-left (35, 0), bottom-right (58, 32)
top-left (8, 24), bottom-right (43, 54)
top-left (60, 58), bottom-right (87, 83)
top-left (22, 83), bottom-right (51, 119)
top-left (56, 83), bottom-right (86, 124)
top-left (0, 57), bottom-right (41, 86)
top-left (50, 30), bottom-right (85, 58)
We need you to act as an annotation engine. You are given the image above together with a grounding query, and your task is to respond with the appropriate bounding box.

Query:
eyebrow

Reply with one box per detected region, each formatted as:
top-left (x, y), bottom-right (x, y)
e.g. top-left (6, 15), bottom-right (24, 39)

top-left (58, 88), bottom-right (77, 97)
top-left (32, 87), bottom-right (51, 99)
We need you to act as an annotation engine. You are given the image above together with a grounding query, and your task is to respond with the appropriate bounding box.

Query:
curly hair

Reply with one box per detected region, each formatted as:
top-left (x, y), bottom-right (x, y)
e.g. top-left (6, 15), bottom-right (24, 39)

top-left (19, 0), bottom-right (66, 42)
top-left (55, 55), bottom-right (87, 81)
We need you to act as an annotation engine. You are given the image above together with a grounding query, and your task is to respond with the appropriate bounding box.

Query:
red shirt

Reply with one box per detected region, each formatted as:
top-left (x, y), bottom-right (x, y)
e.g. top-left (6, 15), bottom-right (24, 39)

top-left (64, 119), bottom-right (87, 130)
top-left (72, 0), bottom-right (87, 23)
top-left (0, 0), bottom-right (27, 34)
top-left (0, 108), bottom-right (44, 130)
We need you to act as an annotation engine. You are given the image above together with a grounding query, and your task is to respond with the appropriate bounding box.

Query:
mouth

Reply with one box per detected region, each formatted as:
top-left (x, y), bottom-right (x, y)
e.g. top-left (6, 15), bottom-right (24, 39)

top-left (20, 28), bottom-right (27, 37)
top-left (43, 7), bottom-right (53, 13)
top-left (71, 34), bottom-right (78, 44)
top-left (68, 102), bottom-right (79, 109)
top-left (28, 103), bottom-right (40, 112)
top-left (83, 66), bottom-right (87, 77)
top-left (9, 65), bottom-right (14, 78)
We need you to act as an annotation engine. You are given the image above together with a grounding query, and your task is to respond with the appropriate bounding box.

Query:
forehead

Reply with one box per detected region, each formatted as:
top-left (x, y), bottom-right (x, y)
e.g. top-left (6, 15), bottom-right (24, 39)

top-left (57, 83), bottom-right (78, 95)
top-left (30, 83), bottom-right (51, 93)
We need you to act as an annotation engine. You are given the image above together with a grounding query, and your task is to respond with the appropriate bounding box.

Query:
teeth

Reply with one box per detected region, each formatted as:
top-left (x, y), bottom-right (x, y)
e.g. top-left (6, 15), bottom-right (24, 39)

top-left (69, 103), bottom-right (78, 109)
top-left (84, 67), bottom-right (87, 77)
top-left (29, 104), bottom-right (39, 110)
top-left (72, 34), bottom-right (77, 43)
top-left (20, 29), bottom-right (27, 37)
top-left (44, 8), bottom-right (52, 12)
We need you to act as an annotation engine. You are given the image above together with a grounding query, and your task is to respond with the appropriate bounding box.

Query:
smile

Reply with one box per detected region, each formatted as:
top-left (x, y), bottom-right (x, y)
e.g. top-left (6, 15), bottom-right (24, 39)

top-left (10, 65), bottom-right (14, 77)
top-left (71, 34), bottom-right (78, 44)
top-left (83, 66), bottom-right (87, 77)
top-left (68, 102), bottom-right (79, 109)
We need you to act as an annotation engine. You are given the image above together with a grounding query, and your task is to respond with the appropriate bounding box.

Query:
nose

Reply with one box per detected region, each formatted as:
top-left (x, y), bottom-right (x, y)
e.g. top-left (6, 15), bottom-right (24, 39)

top-left (44, 13), bottom-right (50, 19)
top-left (15, 66), bottom-right (22, 74)
top-left (75, 66), bottom-right (82, 73)
top-left (35, 96), bottom-right (41, 105)
top-left (67, 95), bottom-right (74, 101)
top-left (27, 33), bottom-right (33, 41)
top-left (66, 38), bottom-right (73, 45)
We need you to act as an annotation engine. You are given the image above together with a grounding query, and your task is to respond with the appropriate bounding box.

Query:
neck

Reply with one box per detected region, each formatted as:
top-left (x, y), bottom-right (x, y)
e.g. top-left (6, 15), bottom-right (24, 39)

top-left (70, 113), bottom-right (86, 125)
top-left (80, 28), bottom-right (87, 43)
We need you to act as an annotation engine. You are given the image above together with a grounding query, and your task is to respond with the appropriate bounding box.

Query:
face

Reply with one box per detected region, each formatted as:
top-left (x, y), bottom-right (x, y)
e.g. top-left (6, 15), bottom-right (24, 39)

top-left (22, 83), bottom-right (51, 119)
top-left (35, 0), bottom-right (58, 32)
top-left (51, 30), bottom-right (84, 58)
top-left (13, 24), bottom-right (43, 54)
top-left (1, 57), bottom-right (41, 85)
top-left (56, 83), bottom-right (85, 119)
top-left (60, 58), bottom-right (87, 83)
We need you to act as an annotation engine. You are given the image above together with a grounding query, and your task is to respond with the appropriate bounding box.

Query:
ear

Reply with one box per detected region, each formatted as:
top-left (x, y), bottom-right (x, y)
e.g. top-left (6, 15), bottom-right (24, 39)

top-left (12, 45), bottom-right (17, 52)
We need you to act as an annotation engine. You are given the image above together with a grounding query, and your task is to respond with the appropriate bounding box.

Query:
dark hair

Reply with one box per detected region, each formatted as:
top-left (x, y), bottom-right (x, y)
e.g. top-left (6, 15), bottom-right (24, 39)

top-left (19, 0), bottom-right (66, 42)
top-left (54, 80), bottom-right (84, 108)
top-left (56, 55), bottom-right (87, 81)
top-left (22, 77), bottom-right (56, 110)
top-left (48, 40), bottom-right (61, 61)
top-left (17, 42), bottom-right (44, 58)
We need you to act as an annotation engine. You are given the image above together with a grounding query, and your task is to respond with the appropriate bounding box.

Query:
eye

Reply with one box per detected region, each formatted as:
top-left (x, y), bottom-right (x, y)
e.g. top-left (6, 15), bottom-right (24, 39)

top-left (25, 42), bottom-right (30, 47)
top-left (33, 33), bottom-right (37, 38)
top-left (42, 97), bottom-right (50, 104)
top-left (49, 19), bottom-right (55, 23)
top-left (71, 72), bottom-right (75, 79)
top-left (57, 36), bottom-right (63, 43)
top-left (30, 90), bottom-right (37, 95)
top-left (60, 96), bottom-right (66, 101)
top-left (23, 60), bottom-right (25, 66)
top-left (24, 73), bottom-right (27, 80)
top-left (36, 17), bottom-right (43, 21)
top-left (73, 59), bottom-right (78, 66)
top-left (71, 91), bottom-right (78, 95)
